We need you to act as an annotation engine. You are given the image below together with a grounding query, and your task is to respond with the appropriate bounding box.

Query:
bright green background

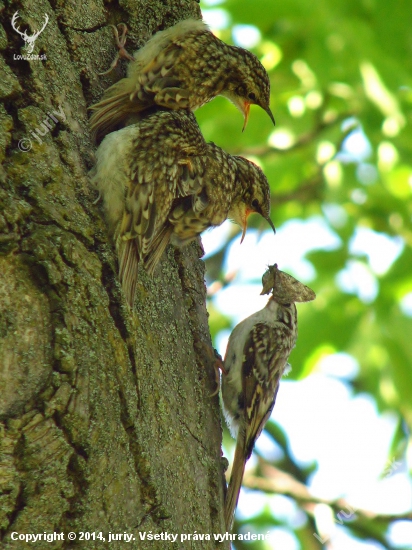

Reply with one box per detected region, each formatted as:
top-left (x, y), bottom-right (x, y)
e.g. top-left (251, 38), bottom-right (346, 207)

top-left (197, 0), bottom-right (412, 548)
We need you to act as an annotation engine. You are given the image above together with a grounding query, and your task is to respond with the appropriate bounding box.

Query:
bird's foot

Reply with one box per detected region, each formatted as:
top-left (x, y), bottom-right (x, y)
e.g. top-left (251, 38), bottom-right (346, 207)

top-left (98, 23), bottom-right (134, 76)
top-left (196, 341), bottom-right (226, 397)
top-left (210, 348), bottom-right (226, 397)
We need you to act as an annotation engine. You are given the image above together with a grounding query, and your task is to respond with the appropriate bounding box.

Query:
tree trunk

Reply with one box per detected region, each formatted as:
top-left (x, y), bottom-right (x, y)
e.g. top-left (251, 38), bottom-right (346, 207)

top-left (0, 1), bottom-right (227, 547)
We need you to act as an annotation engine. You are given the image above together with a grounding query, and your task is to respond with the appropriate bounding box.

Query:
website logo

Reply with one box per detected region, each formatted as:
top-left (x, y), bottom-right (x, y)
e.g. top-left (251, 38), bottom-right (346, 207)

top-left (11, 11), bottom-right (49, 54)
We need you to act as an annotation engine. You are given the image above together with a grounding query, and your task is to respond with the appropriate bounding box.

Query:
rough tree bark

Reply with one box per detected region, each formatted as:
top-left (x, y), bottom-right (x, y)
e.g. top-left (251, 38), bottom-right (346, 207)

top-left (0, 0), bottom-right (228, 548)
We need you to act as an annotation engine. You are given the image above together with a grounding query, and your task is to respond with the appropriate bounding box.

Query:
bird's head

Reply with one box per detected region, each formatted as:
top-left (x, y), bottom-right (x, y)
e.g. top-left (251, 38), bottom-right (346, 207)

top-left (229, 157), bottom-right (276, 243)
top-left (222, 48), bottom-right (275, 131)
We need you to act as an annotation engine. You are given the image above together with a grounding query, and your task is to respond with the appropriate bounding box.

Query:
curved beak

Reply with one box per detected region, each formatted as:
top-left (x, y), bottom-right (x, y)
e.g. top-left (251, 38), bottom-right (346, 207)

top-left (265, 215), bottom-right (276, 235)
top-left (242, 102), bottom-right (251, 132)
top-left (239, 213), bottom-right (276, 244)
top-left (240, 219), bottom-right (248, 244)
top-left (231, 205), bottom-right (276, 244)
top-left (264, 106), bottom-right (276, 126)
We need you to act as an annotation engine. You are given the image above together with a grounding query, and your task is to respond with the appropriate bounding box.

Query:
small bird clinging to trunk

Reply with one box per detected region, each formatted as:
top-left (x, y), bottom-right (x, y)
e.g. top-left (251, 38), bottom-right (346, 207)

top-left (91, 110), bottom-right (275, 306)
top-left (222, 265), bottom-right (316, 530)
top-left (90, 19), bottom-right (275, 143)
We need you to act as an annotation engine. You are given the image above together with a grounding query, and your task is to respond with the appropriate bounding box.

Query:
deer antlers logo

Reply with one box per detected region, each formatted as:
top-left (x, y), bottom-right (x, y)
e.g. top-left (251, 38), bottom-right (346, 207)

top-left (11, 11), bottom-right (49, 54)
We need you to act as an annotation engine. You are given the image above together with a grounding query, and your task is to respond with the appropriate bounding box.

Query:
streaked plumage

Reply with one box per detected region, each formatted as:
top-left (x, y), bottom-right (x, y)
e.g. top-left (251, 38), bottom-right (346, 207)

top-left (222, 266), bottom-right (315, 529)
top-left (90, 19), bottom-right (274, 142)
top-left (91, 110), bottom-right (275, 306)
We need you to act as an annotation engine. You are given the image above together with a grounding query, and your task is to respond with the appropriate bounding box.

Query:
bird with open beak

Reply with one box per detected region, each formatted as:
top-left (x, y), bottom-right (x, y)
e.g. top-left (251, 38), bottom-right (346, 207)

top-left (90, 19), bottom-right (275, 142)
top-left (228, 156), bottom-right (276, 242)
top-left (222, 87), bottom-right (276, 132)
top-left (91, 110), bottom-right (276, 306)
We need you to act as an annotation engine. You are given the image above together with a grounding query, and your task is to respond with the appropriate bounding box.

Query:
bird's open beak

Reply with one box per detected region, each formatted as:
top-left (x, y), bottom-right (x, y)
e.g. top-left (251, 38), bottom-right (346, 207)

top-left (231, 204), bottom-right (276, 244)
top-left (265, 106), bottom-right (276, 126)
top-left (242, 102), bottom-right (251, 132)
top-left (238, 205), bottom-right (251, 244)
top-left (239, 212), bottom-right (276, 244)
top-left (242, 102), bottom-right (276, 130)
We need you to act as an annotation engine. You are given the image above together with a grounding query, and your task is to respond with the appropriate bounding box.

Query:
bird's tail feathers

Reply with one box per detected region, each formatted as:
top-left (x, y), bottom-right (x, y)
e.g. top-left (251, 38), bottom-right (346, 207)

top-left (118, 237), bottom-right (139, 307)
top-left (144, 226), bottom-right (173, 276)
top-left (225, 439), bottom-right (246, 531)
top-left (89, 79), bottom-right (144, 143)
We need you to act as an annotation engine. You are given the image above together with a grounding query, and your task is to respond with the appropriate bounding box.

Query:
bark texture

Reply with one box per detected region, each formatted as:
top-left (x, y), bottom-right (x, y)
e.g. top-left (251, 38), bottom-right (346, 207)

top-left (0, 0), bottom-right (227, 547)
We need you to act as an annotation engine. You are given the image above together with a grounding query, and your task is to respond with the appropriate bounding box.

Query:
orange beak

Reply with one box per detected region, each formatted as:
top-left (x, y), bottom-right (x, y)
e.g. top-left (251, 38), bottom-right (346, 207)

top-left (242, 102), bottom-right (251, 132)
top-left (239, 209), bottom-right (276, 244)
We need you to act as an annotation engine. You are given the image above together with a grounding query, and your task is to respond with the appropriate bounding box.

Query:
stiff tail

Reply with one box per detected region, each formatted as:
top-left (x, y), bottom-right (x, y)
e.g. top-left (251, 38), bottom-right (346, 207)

top-left (116, 226), bottom-right (174, 305)
top-left (89, 78), bottom-right (143, 143)
top-left (144, 226), bottom-right (173, 276)
top-left (225, 438), bottom-right (246, 531)
top-left (118, 238), bottom-right (139, 307)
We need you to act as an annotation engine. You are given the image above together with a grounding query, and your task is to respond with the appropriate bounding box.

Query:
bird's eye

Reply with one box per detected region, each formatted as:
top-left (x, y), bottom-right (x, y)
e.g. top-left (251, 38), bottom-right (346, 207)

top-left (248, 92), bottom-right (257, 101)
top-left (251, 199), bottom-right (259, 210)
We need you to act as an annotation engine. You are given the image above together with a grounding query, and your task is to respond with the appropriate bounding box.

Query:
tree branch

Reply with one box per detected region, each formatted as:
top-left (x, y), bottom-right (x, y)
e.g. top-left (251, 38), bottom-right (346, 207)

top-left (245, 463), bottom-right (412, 522)
top-left (231, 111), bottom-right (356, 157)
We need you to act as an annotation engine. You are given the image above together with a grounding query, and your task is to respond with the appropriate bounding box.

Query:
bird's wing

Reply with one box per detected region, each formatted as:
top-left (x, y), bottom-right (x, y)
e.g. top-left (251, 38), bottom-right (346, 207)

top-left (241, 322), bottom-right (290, 459)
top-left (117, 141), bottom-right (207, 303)
top-left (117, 175), bottom-right (171, 306)
top-left (89, 52), bottom-right (184, 143)
top-left (89, 44), bottom-right (182, 139)
top-left (90, 51), bottom-right (186, 142)
top-left (90, 21), bottom-right (210, 142)
top-left (131, 33), bottom-right (195, 111)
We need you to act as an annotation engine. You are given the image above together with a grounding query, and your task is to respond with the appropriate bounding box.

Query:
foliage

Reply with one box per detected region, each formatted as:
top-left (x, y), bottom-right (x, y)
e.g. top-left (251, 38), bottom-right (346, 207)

top-left (198, 0), bottom-right (412, 548)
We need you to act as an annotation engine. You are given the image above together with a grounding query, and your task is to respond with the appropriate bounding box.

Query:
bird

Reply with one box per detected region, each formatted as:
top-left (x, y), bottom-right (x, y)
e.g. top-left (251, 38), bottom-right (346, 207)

top-left (91, 109), bottom-right (276, 306)
top-left (221, 265), bottom-right (316, 530)
top-left (90, 19), bottom-right (275, 143)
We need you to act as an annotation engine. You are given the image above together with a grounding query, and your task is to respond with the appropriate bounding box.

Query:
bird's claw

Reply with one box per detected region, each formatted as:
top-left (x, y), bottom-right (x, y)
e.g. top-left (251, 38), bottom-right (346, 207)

top-left (196, 341), bottom-right (226, 397)
top-left (209, 348), bottom-right (226, 397)
top-left (98, 23), bottom-right (134, 76)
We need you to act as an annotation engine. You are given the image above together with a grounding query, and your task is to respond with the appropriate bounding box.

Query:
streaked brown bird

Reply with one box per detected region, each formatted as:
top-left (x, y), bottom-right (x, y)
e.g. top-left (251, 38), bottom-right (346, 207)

top-left (222, 265), bottom-right (315, 530)
top-left (91, 110), bottom-right (275, 306)
top-left (90, 19), bottom-right (275, 143)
